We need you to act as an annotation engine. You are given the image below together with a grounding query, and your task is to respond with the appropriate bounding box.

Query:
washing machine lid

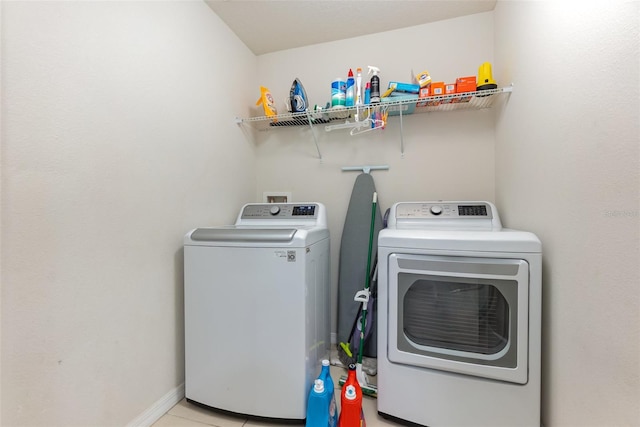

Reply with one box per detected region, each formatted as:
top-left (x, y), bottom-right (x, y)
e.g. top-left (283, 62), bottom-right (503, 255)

top-left (379, 228), bottom-right (541, 253)
top-left (184, 225), bottom-right (328, 247)
top-left (190, 227), bottom-right (297, 242)
top-left (184, 202), bottom-right (329, 247)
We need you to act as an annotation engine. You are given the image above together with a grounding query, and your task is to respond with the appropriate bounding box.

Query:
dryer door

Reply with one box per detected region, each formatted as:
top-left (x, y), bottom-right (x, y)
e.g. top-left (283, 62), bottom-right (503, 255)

top-left (388, 254), bottom-right (529, 384)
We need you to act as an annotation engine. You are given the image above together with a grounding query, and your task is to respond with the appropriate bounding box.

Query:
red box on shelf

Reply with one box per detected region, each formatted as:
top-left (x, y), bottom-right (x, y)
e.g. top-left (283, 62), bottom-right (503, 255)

top-left (455, 76), bottom-right (476, 93)
top-left (455, 76), bottom-right (476, 103)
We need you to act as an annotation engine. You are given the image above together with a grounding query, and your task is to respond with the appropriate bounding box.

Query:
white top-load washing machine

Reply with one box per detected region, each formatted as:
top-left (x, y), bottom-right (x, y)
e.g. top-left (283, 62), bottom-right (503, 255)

top-left (184, 203), bottom-right (330, 422)
top-left (378, 201), bottom-right (542, 427)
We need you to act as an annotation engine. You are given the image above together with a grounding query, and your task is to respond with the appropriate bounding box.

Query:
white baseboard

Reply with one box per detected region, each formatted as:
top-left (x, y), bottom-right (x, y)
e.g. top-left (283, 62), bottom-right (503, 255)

top-left (127, 382), bottom-right (185, 427)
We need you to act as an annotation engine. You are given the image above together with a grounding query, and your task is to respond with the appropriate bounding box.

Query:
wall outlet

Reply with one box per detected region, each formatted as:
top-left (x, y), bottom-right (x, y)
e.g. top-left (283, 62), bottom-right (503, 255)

top-left (263, 192), bottom-right (292, 203)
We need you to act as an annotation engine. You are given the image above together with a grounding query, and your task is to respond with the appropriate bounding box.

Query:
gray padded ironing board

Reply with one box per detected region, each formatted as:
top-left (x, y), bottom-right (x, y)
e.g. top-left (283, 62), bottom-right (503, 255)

top-left (337, 172), bottom-right (383, 357)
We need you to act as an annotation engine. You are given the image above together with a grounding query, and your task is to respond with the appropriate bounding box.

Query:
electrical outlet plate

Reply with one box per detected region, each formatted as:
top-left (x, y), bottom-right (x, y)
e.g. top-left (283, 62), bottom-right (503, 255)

top-left (263, 192), bottom-right (292, 203)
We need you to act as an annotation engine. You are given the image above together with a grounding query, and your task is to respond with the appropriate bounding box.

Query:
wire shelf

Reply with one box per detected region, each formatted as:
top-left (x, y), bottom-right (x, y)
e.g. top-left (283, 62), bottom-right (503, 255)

top-left (237, 86), bottom-right (513, 131)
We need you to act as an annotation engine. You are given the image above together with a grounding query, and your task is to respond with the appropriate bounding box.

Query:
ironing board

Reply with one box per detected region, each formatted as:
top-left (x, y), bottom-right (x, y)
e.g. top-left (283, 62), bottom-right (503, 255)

top-left (337, 172), bottom-right (383, 357)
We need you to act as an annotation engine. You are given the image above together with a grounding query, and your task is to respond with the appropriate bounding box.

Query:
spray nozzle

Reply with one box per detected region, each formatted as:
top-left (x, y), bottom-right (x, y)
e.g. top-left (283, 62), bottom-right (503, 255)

top-left (367, 65), bottom-right (380, 76)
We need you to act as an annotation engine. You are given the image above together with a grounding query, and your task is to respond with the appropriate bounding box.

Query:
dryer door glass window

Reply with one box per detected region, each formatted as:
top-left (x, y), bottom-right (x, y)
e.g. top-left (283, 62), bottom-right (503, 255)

top-left (403, 279), bottom-right (509, 355)
top-left (387, 254), bottom-right (530, 384)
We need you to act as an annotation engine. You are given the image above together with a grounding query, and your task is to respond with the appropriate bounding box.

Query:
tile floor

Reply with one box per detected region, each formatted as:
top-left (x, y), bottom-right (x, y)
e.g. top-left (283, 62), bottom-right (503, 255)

top-left (153, 365), bottom-right (401, 427)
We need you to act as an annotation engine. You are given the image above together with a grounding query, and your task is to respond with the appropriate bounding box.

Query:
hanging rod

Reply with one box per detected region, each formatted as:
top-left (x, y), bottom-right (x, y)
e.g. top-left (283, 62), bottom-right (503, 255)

top-left (341, 165), bottom-right (390, 174)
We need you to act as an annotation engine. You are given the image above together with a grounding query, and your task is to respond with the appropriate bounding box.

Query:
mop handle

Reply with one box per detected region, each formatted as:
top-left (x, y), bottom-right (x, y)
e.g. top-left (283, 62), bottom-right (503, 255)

top-left (364, 192), bottom-right (377, 292)
top-left (358, 191), bottom-right (377, 365)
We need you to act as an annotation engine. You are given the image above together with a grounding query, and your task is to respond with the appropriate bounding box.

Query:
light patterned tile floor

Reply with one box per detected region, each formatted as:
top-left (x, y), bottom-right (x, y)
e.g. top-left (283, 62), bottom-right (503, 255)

top-left (153, 365), bottom-right (401, 427)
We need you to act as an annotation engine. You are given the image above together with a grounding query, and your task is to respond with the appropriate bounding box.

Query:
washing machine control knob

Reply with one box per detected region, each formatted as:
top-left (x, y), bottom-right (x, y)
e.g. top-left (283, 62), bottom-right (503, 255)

top-left (269, 206), bottom-right (281, 215)
top-left (430, 206), bottom-right (443, 216)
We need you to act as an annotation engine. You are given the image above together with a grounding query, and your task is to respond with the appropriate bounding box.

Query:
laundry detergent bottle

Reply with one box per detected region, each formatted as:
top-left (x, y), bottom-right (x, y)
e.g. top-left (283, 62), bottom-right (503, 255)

top-left (338, 364), bottom-right (365, 427)
top-left (306, 379), bottom-right (335, 427)
top-left (345, 69), bottom-right (355, 107)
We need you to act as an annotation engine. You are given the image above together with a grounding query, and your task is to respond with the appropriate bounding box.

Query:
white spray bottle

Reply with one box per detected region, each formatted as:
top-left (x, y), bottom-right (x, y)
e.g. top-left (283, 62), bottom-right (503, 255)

top-left (368, 66), bottom-right (381, 104)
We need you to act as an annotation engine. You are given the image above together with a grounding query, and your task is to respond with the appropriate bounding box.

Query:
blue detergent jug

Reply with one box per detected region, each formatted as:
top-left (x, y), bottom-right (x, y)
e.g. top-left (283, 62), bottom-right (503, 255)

top-left (306, 360), bottom-right (337, 427)
top-left (320, 359), bottom-right (337, 427)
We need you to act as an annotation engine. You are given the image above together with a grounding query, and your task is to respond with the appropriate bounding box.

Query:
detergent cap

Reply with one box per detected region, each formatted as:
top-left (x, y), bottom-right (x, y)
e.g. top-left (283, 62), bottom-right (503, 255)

top-left (367, 65), bottom-right (380, 76)
top-left (313, 379), bottom-right (325, 393)
top-left (344, 385), bottom-right (357, 400)
top-left (322, 359), bottom-right (330, 367)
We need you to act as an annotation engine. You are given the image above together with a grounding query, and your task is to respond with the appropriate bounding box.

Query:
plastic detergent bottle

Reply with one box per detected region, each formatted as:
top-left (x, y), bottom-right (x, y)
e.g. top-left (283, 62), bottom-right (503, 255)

top-left (306, 379), bottom-right (333, 427)
top-left (345, 69), bottom-right (355, 107)
top-left (338, 364), bottom-right (365, 427)
top-left (320, 360), bottom-right (338, 427)
top-left (368, 66), bottom-right (381, 104)
top-left (364, 82), bottom-right (371, 105)
top-left (331, 78), bottom-right (346, 107)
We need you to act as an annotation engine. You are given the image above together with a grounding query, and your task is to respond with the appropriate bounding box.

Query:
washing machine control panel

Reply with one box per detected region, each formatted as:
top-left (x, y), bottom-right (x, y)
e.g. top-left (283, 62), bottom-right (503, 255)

top-left (240, 203), bottom-right (318, 219)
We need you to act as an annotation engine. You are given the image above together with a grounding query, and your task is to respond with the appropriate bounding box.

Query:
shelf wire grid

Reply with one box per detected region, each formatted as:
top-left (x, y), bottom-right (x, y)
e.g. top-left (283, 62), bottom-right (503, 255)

top-left (239, 86), bottom-right (512, 131)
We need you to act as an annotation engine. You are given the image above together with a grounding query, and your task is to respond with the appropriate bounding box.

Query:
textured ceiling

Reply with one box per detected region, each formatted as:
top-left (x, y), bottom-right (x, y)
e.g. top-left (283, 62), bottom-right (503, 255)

top-left (205, 0), bottom-right (497, 55)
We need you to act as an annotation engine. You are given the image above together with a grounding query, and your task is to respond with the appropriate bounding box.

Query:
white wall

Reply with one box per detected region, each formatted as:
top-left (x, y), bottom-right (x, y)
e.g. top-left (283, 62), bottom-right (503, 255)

top-left (0, 1), bottom-right (256, 425)
top-left (253, 12), bottom-right (497, 337)
top-left (494, 1), bottom-right (640, 426)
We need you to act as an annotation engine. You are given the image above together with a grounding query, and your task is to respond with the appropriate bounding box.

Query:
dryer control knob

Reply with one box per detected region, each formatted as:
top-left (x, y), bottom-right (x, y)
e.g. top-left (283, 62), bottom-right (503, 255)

top-left (269, 206), bottom-right (281, 215)
top-left (430, 206), bottom-right (443, 216)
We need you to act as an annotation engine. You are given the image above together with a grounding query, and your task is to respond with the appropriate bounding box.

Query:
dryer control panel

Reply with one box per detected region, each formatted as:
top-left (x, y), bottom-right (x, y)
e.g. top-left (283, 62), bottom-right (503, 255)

top-left (390, 201), bottom-right (502, 230)
top-left (395, 202), bottom-right (492, 219)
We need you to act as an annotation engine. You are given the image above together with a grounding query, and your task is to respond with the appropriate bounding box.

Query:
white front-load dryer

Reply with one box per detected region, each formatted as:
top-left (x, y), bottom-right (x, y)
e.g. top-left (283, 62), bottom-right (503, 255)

top-left (378, 201), bottom-right (542, 427)
top-left (184, 203), bottom-right (330, 422)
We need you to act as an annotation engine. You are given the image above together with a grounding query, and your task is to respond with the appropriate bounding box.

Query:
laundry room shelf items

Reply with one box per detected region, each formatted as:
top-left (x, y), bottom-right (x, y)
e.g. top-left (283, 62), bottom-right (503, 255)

top-left (238, 86), bottom-right (512, 129)
top-left (236, 85), bottom-right (513, 158)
